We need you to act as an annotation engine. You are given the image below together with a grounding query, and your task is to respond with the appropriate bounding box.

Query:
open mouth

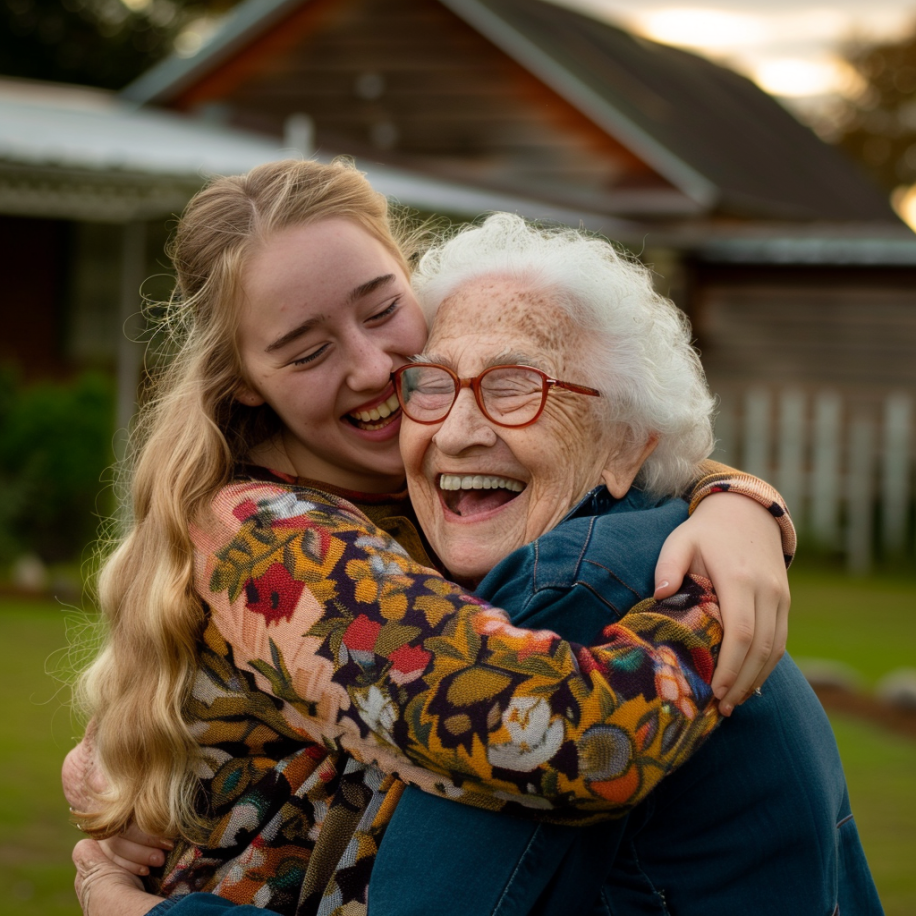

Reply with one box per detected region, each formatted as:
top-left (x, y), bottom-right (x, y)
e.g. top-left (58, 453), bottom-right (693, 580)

top-left (345, 392), bottom-right (401, 431)
top-left (439, 473), bottom-right (526, 517)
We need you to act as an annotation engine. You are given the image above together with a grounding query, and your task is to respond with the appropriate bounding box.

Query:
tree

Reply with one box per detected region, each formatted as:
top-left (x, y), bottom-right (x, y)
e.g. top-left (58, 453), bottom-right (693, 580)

top-left (829, 23), bottom-right (916, 195)
top-left (0, 0), bottom-right (234, 90)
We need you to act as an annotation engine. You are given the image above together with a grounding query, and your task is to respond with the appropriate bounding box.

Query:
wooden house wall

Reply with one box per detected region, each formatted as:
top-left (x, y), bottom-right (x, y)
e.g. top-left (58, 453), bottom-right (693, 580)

top-left (169, 0), bottom-right (677, 211)
top-left (690, 264), bottom-right (916, 407)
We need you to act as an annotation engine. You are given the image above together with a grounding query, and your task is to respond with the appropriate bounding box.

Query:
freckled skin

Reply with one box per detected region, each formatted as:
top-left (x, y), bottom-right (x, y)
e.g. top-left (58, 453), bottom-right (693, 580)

top-left (399, 276), bottom-right (654, 583)
top-left (236, 219), bottom-right (428, 492)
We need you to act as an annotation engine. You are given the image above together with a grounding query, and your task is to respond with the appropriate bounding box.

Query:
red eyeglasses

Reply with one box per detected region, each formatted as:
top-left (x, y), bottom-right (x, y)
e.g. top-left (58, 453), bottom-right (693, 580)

top-left (391, 363), bottom-right (601, 429)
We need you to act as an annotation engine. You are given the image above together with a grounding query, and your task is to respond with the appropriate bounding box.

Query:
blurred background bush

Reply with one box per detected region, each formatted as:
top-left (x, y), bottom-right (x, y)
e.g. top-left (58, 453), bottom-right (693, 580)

top-left (0, 368), bottom-right (114, 571)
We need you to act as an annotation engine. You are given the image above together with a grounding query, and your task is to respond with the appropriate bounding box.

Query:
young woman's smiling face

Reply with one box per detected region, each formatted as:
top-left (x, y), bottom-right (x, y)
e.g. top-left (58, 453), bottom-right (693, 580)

top-left (236, 218), bottom-right (428, 493)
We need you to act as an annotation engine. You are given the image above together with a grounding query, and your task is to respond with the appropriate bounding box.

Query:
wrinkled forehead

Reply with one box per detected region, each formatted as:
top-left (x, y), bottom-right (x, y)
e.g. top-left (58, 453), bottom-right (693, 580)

top-left (427, 276), bottom-right (583, 364)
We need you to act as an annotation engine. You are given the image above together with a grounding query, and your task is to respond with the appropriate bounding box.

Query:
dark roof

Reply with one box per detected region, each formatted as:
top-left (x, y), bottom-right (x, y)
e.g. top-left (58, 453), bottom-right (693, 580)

top-left (123, 0), bottom-right (899, 223)
top-left (456, 0), bottom-right (897, 222)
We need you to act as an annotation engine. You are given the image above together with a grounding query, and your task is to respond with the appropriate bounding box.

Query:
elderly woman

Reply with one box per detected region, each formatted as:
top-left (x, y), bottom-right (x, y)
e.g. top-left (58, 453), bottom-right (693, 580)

top-left (369, 214), bottom-right (882, 915)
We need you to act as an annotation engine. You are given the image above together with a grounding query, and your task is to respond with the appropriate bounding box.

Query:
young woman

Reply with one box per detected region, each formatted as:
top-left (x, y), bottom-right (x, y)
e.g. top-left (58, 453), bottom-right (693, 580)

top-left (69, 158), bottom-right (793, 916)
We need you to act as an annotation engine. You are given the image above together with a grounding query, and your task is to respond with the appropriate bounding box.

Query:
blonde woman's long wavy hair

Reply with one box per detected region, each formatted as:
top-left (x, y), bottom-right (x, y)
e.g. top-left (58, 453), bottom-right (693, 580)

top-left (75, 158), bottom-right (412, 840)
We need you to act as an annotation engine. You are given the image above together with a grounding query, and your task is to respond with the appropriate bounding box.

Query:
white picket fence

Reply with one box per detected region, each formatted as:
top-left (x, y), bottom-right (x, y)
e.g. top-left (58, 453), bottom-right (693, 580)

top-left (712, 389), bottom-right (915, 573)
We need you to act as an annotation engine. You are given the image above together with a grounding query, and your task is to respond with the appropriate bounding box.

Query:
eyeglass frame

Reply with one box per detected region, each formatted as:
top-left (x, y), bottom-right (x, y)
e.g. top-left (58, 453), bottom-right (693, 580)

top-left (390, 362), bottom-right (602, 429)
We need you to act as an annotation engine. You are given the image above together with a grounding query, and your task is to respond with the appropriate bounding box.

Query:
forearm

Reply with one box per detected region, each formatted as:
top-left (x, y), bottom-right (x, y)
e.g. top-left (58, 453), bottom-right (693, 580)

top-left (202, 481), bottom-right (723, 816)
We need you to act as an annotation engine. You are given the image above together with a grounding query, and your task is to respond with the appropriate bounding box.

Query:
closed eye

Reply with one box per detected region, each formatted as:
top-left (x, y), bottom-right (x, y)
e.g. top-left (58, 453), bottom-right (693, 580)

top-left (291, 343), bottom-right (329, 366)
top-left (367, 298), bottom-right (400, 322)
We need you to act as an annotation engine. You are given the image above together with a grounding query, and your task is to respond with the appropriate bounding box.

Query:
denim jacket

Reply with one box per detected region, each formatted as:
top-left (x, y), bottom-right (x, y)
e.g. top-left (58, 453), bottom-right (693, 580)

top-left (155, 487), bottom-right (881, 916)
top-left (370, 486), bottom-right (883, 916)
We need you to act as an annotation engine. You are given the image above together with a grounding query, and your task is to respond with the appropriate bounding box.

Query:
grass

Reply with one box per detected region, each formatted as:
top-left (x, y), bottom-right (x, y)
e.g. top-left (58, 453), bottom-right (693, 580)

top-left (786, 563), bottom-right (916, 686)
top-left (0, 599), bottom-right (85, 916)
top-left (832, 715), bottom-right (916, 916)
top-left (0, 566), bottom-right (914, 916)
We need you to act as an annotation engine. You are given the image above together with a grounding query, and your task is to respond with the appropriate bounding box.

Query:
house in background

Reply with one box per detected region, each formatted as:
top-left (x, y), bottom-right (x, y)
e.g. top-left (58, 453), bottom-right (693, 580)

top-left (3, 0), bottom-right (914, 562)
top-left (119, 0), bottom-right (916, 562)
top-left (119, 0), bottom-right (916, 415)
top-left (1, 67), bottom-right (607, 429)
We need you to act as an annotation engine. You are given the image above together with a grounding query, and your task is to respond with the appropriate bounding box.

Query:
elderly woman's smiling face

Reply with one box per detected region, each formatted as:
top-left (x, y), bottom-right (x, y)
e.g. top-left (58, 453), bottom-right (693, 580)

top-left (399, 275), bottom-right (654, 584)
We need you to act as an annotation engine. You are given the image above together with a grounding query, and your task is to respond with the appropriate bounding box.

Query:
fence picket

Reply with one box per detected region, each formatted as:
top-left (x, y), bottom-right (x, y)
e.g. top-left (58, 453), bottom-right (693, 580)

top-left (811, 392), bottom-right (843, 549)
top-left (713, 386), bottom-right (914, 568)
top-left (743, 388), bottom-right (771, 480)
top-left (881, 394), bottom-right (912, 555)
top-left (777, 390), bottom-right (806, 532)
top-left (846, 417), bottom-right (876, 574)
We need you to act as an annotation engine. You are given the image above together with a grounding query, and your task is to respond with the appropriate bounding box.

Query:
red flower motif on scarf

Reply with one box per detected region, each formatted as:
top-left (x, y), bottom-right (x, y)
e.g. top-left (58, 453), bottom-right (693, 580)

top-left (388, 643), bottom-right (432, 686)
top-left (244, 563), bottom-right (306, 625)
top-left (232, 499), bottom-right (259, 522)
top-left (342, 614), bottom-right (382, 653)
top-left (690, 645), bottom-right (715, 684)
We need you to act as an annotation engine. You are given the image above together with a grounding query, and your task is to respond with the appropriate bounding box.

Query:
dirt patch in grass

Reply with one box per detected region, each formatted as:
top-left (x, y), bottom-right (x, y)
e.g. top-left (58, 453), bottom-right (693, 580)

top-left (814, 685), bottom-right (916, 740)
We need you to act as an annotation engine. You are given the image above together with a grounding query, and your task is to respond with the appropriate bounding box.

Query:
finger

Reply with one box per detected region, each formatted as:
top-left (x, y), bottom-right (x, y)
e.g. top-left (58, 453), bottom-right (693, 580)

top-left (99, 837), bottom-right (165, 872)
top-left (73, 838), bottom-right (109, 902)
top-left (119, 822), bottom-right (174, 851)
top-left (653, 538), bottom-right (693, 599)
top-left (73, 838), bottom-right (109, 872)
top-left (718, 601), bottom-right (777, 715)
top-left (709, 573), bottom-right (758, 708)
top-left (108, 853), bottom-right (150, 877)
top-left (752, 592), bottom-right (790, 690)
top-left (732, 575), bottom-right (789, 700)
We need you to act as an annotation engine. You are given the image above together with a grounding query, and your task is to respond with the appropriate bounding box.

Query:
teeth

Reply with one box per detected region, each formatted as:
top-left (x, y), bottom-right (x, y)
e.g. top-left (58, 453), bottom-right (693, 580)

top-left (439, 474), bottom-right (525, 493)
top-left (351, 393), bottom-right (399, 423)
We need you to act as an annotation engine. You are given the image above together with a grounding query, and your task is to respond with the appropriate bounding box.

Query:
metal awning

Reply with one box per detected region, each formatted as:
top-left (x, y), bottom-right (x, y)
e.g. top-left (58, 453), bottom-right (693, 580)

top-left (0, 78), bottom-right (630, 231)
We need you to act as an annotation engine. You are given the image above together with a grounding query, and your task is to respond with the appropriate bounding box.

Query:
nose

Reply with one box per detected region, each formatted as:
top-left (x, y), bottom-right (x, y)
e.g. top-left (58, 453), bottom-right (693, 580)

top-left (431, 388), bottom-right (498, 454)
top-left (345, 330), bottom-right (395, 392)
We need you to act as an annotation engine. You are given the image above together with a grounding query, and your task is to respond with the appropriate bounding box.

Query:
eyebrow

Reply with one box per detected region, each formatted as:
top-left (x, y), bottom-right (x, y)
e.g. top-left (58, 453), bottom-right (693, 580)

top-left (265, 316), bottom-right (322, 353)
top-left (348, 273), bottom-right (396, 304)
top-left (265, 273), bottom-right (397, 353)
top-left (415, 351), bottom-right (548, 372)
top-left (486, 350), bottom-right (547, 370)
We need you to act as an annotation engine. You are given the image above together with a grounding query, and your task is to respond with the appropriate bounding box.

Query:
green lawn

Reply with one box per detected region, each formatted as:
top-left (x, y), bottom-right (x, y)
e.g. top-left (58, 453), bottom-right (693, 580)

top-left (1, 569), bottom-right (914, 916)
top-left (787, 564), bottom-right (916, 686)
top-left (0, 600), bottom-right (83, 916)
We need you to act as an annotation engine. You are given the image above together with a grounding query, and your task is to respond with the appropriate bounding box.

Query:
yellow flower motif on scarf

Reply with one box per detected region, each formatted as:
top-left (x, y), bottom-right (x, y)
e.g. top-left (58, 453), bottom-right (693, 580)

top-left (345, 554), bottom-right (410, 620)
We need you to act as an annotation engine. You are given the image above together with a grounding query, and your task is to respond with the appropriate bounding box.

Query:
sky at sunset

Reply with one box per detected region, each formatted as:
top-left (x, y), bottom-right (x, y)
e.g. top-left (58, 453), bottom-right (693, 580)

top-left (552, 0), bottom-right (916, 102)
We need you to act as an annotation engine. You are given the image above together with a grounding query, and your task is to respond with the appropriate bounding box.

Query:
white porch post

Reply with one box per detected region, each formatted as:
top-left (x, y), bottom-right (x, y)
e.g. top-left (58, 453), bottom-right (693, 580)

top-left (115, 220), bottom-right (147, 459)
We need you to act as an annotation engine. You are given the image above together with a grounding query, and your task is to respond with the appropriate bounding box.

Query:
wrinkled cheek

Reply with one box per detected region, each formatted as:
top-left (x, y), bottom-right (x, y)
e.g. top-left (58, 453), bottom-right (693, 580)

top-left (411, 484), bottom-right (441, 536)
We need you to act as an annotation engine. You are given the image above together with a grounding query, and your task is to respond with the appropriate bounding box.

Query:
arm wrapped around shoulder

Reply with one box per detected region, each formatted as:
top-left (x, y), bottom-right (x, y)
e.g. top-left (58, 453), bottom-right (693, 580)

top-left (196, 482), bottom-right (723, 823)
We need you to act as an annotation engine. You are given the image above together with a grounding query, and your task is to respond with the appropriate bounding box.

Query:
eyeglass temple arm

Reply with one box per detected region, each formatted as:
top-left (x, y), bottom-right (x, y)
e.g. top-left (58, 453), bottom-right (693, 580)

top-left (549, 379), bottom-right (602, 397)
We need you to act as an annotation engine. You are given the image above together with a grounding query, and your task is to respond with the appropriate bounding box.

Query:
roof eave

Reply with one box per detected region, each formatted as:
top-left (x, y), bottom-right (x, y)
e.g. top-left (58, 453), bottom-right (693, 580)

top-left (120, 0), bottom-right (309, 105)
top-left (439, 0), bottom-right (720, 211)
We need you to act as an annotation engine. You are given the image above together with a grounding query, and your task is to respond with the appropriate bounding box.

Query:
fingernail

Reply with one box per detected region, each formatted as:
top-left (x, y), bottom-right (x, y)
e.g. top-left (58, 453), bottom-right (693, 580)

top-left (162, 840), bottom-right (175, 849)
top-left (140, 866), bottom-right (149, 876)
top-left (720, 702), bottom-right (733, 716)
top-left (655, 580), bottom-right (669, 593)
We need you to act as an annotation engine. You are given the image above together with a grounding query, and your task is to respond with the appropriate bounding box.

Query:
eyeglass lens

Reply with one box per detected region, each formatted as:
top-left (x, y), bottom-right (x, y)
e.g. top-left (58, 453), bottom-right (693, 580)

top-left (398, 365), bottom-right (545, 425)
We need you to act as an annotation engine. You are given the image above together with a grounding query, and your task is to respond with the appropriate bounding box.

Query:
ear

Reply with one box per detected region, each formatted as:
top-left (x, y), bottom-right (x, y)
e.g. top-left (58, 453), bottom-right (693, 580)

top-left (601, 434), bottom-right (658, 498)
top-left (235, 384), bottom-right (265, 407)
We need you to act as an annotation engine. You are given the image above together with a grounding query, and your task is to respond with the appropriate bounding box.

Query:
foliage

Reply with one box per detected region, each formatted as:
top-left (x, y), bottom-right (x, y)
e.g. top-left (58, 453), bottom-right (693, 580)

top-left (828, 23), bottom-right (916, 194)
top-left (0, 0), bottom-right (235, 90)
top-left (0, 367), bottom-right (115, 566)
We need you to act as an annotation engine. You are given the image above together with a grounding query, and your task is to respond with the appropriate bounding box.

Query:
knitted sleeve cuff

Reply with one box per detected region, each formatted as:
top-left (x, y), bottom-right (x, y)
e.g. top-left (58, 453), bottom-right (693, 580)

top-left (688, 460), bottom-right (796, 567)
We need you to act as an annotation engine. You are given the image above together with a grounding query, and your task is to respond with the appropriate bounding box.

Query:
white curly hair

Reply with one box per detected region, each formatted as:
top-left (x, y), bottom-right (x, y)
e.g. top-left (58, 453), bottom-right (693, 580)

top-left (411, 213), bottom-right (715, 497)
